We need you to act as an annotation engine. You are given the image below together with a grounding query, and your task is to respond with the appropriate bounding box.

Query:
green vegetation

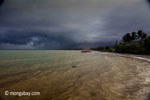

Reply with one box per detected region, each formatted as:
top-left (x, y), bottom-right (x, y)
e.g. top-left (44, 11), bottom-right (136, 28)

top-left (93, 30), bottom-right (150, 54)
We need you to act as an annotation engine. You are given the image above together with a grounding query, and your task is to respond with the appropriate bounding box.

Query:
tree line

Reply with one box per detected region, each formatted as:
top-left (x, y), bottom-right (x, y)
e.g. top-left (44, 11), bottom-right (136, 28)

top-left (93, 30), bottom-right (150, 54)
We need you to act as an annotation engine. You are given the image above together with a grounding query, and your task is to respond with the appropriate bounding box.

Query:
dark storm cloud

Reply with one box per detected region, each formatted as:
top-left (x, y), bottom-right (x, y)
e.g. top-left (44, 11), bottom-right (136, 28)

top-left (0, 0), bottom-right (150, 49)
top-left (146, 0), bottom-right (150, 6)
top-left (0, 0), bottom-right (4, 6)
top-left (0, 28), bottom-right (78, 49)
top-left (102, 0), bottom-right (150, 40)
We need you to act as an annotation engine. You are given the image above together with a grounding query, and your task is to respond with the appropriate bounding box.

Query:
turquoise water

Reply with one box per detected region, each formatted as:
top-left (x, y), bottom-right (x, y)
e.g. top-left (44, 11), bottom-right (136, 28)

top-left (0, 50), bottom-right (95, 69)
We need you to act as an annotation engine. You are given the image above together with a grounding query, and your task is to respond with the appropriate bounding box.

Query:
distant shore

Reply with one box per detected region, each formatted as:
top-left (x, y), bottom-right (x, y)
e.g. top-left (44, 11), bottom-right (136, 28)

top-left (96, 51), bottom-right (150, 62)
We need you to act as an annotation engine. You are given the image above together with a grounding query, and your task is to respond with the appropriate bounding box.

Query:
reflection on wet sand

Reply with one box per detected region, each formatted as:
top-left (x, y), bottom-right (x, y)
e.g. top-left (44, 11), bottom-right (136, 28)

top-left (0, 50), bottom-right (150, 100)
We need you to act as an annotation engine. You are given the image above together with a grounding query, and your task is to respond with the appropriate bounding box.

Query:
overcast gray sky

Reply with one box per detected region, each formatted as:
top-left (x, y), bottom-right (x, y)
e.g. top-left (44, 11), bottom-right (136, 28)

top-left (0, 0), bottom-right (150, 49)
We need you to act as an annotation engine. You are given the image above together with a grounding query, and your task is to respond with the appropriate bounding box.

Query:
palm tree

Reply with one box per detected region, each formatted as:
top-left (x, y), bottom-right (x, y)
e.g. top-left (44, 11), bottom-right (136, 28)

top-left (123, 33), bottom-right (132, 43)
top-left (123, 34), bottom-right (127, 43)
top-left (131, 32), bottom-right (137, 40)
top-left (141, 33), bottom-right (147, 41)
top-left (137, 30), bottom-right (143, 38)
top-left (126, 33), bottom-right (132, 42)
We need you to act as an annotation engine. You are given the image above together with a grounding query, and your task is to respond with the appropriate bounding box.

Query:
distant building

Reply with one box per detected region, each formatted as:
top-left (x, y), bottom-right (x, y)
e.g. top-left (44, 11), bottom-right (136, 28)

top-left (130, 38), bottom-right (141, 44)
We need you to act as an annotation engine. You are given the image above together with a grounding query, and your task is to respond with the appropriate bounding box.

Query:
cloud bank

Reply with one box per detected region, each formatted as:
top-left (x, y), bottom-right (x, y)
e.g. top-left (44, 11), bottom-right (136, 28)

top-left (0, 0), bottom-right (150, 49)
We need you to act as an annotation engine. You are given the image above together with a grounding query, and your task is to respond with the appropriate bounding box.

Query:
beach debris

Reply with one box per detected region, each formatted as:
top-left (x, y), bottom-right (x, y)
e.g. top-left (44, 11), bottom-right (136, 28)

top-left (81, 48), bottom-right (91, 53)
top-left (72, 66), bottom-right (77, 68)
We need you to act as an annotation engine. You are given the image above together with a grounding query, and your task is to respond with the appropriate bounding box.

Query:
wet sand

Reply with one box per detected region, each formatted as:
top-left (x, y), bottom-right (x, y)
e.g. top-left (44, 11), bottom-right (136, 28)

top-left (0, 50), bottom-right (150, 100)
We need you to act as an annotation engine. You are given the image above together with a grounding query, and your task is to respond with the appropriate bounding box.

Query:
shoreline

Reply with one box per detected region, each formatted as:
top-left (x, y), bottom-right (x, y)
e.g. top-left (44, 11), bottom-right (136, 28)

top-left (95, 51), bottom-right (150, 62)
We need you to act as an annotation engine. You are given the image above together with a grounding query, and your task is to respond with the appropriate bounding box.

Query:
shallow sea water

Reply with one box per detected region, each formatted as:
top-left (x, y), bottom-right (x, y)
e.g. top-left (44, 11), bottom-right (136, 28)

top-left (0, 50), bottom-right (150, 100)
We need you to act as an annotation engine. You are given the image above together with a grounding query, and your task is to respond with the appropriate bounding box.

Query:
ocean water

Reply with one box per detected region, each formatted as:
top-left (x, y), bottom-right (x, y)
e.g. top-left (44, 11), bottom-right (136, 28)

top-left (0, 50), bottom-right (86, 69)
top-left (0, 50), bottom-right (150, 100)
